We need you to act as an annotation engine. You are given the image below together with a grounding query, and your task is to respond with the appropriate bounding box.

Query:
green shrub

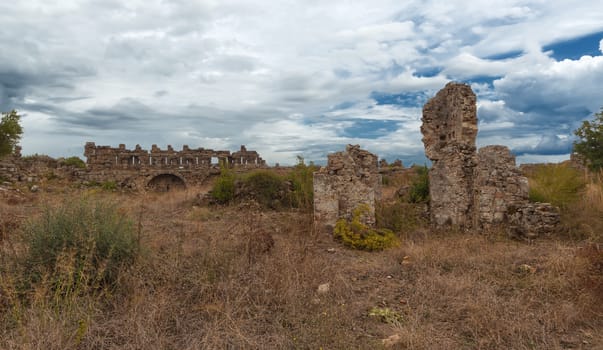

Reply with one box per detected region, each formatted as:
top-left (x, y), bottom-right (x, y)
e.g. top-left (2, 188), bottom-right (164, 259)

top-left (101, 181), bottom-right (117, 191)
top-left (23, 199), bottom-right (139, 290)
top-left (286, 156), bottom-right (317, 210)
top-left (527, 164), bottom-right (586, 209)
top-left (244, 170), bottom-right (287, 208)
top-left (211, 165), bottom-right (236, 204)
top-left (64, 156), bottom-right (86, 169)
top-left (334, 204), bottom-right (399, 251)
top-left (376, 201), bottom-right (428, 234)
top-left (408, 165), bottom-right (429, 203)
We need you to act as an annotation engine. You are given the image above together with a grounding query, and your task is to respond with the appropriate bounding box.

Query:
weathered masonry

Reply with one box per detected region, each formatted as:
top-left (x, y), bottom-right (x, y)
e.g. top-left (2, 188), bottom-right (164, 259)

top-left (421, 82), bottom-right (559, 238)
top-left (81, 143), bottom-right (266, 190)
top-left (313, 145), bottom-right (381, 233)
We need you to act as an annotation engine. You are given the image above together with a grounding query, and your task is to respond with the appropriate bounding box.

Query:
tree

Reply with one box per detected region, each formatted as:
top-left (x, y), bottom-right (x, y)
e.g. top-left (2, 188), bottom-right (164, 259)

top-left (0, 110), bottom-right (23, 157)
top-left (573, 109), bottom-right (603, 171)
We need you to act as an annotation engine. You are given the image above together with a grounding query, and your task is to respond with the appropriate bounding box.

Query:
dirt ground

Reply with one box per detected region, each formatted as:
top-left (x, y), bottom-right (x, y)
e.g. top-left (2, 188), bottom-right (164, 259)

top-left (1, 182), bottom-right (602, 349)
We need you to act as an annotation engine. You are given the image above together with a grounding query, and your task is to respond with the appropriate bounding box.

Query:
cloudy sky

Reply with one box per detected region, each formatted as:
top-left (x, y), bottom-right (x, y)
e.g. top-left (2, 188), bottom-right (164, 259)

top-left (1, 1), bottom-right (603, 165)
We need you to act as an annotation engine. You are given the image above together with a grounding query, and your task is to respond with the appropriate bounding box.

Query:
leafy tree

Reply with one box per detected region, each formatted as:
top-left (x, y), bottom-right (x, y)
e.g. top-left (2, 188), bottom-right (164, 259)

top-left (0, 110), bottom-right (23, 157)
top-left (574, 108), bottom-right (603, 171)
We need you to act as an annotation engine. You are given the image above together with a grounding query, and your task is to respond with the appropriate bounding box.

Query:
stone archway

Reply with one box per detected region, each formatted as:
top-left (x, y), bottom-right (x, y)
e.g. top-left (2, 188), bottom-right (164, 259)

top-left (147, 173), bottom-right (186, 192)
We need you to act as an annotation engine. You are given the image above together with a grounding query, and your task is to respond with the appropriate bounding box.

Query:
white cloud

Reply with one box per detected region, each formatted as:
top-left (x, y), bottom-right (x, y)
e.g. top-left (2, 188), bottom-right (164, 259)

top-left (1, 0), bottom-right (603, 164)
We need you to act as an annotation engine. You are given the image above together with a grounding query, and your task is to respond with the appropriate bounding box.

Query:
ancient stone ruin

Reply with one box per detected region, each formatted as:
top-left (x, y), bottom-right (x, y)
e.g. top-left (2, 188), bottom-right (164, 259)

top-left (313, 145), bottom-right (381, 232)
top-left (421, 82), bottom-right (478, 227)
top-left (82, 143), bottom-right (266, 191)
top-left (421, 82), bottom-right (559, 237)
top-left (85, 143), bottom-right (265, 169)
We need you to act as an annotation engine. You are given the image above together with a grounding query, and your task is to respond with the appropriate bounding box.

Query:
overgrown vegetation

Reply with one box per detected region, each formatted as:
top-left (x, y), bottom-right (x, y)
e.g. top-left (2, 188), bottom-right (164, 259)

top-left (23, 198), bottom-right (139, 289)
top-left (63, 156), bottom-right (86, 169)
top-left (210, 164), bottom-right (235, 203)
top-left (376, 201), bottom-right (428, 234)
top-left (574, 107), bottom-right (603, 171)
top-left (527, 163), bottom-right (586, 208)
top-left (334, 204), bottom-right (399, 251)
top-left (524, 164), bottom-right (603, 242)
top-left (286, 156), bottom-right (316, 209)
top-left (0, 110), bottom-right (23, 158)
top-left (210, 158), bottom-right (317, 210)
top-left (0, 179), bottom-right (602, 348)
top-left (408, 165), bottom-right (429, 203)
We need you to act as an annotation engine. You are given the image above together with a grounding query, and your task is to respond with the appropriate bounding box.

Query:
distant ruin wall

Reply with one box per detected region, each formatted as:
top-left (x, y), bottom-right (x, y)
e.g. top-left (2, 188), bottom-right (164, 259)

top-left (80, 143), bottom-right (267, 189)
top-left (84, 143), bottom-right (265, 170)
top-left (313, 145), bottom-right (381, 232)
top-left (2, 143), bottom-right (268, 191)
top-left (422, 82), bottom-right (559, 237)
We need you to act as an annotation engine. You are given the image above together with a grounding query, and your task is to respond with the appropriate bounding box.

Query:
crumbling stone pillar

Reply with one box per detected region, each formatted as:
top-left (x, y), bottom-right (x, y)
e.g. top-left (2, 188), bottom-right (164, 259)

top-left (421, 82), bottom-right (478, 228)
top-left (313, 145), bottom-right (381, 232)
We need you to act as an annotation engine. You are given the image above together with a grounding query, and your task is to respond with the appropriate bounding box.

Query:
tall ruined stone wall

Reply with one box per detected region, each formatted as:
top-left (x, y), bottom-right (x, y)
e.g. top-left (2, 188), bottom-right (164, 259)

top-left (422, 82), bottom-right (559, 238)
top-left (313, 145), bottom-right (381, 232)
top-left (421, 82), bottom-right (478, 227)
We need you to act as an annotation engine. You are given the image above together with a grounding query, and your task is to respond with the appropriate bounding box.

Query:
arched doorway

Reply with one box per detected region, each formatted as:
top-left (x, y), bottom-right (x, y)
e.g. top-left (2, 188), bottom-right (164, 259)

top-left (147, 173), bottom-right (186, 192)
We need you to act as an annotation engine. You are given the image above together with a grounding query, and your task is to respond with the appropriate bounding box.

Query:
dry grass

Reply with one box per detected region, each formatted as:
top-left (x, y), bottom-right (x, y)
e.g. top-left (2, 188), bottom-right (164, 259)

top-left (1, 176), bottom-right (602, 349)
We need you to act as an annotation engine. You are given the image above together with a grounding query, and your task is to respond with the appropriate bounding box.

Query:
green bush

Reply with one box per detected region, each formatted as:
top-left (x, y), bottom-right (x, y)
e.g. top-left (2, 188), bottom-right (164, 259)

top-left (286, 156), bottom-right (317, 210)
top-left (101, 181), bottom-right (117, 191)
top-left (244, 170), bottom-right (287, 208)
top-left (23, 199), bottom-right (139, 290)
top-left (376, 201), bottom-right (428, 234)
top-left (527, 164), bottom-right (586, 209)
top-left (334, 204), bottom-right (399, 251)
top-left (408, 165), bottom-right (429, 203)
top-left (64, 156), bottom-right (86, 169)
top-left (211, 165), bottom-right (235, 204)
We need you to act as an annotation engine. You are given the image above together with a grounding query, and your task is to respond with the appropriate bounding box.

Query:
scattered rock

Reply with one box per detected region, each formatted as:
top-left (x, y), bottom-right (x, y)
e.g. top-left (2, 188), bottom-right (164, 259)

top-left (317, 283), bottom-right (330, 294)
top-left (382, 334), bottom-right (402, 348)
top-left (516, 264), bottom-right (537, 274)
top-left (29, 185), bottom-right (39, 192)
top-left (326, 248), bottom-right (336, 253)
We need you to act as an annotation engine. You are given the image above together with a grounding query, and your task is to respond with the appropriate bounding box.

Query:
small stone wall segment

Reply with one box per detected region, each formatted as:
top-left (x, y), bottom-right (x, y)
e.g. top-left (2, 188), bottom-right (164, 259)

top-left (313, 145), bottom-right (381, 233)
top-left (507, 203), bottom-right (560, 239)
top-left (421, 82), bottom-right (478, 228)
top-left (474, 145), bottom-right (529, 228)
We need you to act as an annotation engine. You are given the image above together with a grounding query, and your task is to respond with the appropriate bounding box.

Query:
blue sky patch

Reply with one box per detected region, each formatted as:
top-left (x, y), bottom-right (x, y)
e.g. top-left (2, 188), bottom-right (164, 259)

top-left (414, 66), bottom-right (443, 77)
top-left (340, 119), bottom-right (400, 139)
top-left (483, 50), bottom-right (524, 60)
top-left (543, 31), bottom-right (603, 60)
top-left (371, 91), bottom-right (429, 107)
top-left (332, 101), bottom-right (355, 110)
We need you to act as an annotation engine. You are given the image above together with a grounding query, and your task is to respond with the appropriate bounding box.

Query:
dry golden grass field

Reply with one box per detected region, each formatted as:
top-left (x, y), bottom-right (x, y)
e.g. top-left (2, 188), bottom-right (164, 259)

top-left (1, 166), bottom-right (602, 349)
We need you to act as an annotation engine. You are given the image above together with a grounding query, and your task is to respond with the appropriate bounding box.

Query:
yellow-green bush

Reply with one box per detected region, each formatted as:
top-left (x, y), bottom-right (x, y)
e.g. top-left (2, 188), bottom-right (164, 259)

top-left (333, 204), bottom-right (399, 251)
top-left (527, 163), bottom-right (585, 209)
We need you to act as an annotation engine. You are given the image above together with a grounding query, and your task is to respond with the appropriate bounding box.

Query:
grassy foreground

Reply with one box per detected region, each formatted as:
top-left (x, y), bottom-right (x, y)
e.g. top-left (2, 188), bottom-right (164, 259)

top-left (0, 167), bottom-right (601, 349)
